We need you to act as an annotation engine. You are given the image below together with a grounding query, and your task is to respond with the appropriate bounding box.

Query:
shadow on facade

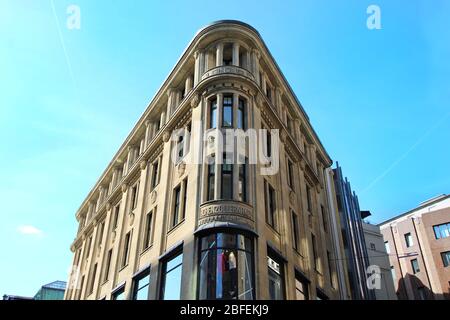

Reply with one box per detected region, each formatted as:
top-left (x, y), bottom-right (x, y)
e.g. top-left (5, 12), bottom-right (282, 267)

top-left (395, 273), bottom-right (447, 300)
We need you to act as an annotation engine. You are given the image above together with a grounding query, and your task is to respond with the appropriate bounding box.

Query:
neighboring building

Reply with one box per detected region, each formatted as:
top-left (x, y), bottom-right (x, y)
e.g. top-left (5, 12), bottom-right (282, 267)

top-left (330, 163), bottom-right (375, 300)
top-left (379, 194), bottom-right (450, 300)
top-left (34, 281), bottom-right (66, 300)
top-left (362, 222), bottom-right (397, 300)
top-left (3, 281), bottom-right (66, 301)
top-left (65, 20), bottom-right (350, 300)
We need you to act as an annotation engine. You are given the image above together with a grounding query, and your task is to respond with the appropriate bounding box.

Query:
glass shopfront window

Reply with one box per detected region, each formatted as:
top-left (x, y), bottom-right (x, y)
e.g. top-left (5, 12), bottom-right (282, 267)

top-left (198, 233), bottom-right (254, 300)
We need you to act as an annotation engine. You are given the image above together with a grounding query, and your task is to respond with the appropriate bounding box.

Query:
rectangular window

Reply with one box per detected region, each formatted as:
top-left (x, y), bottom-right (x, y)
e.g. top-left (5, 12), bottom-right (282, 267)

top-left (238, 159), bottom-right (247, 202)
top-left (312, 234), bottom-right (319, 272)
top-left (433, 223), bottom-right (450, 239)
top-left (112, 286), bottom-right (125, 300)
top-left (291, 210), bottom-right (299, 251)
top-left (411, 259), bottom-right (420, 274)
top-left (181, 179), bottom-right (188, 221)
top-left (370, 243), bottom-right (376, 250)
top-left (207, 159), bottom-right (215, 201)
top-left (441, 251), bottom-right (450, 267)
top-left (210, 99), bottom-right (217, 129)
top-left (222, 95), bottom-right (233, 127)
top-left (287, 159), bottom-right (294, 189)
top-left (172, 185), bottom-right (181, 228)
top-left (390, 266), bottom-right (396, 283)
top-left (122, 232), bottom-right (131, 267)
top-left (306, 185), bottom-right (312, 213)
top-left (103, 249), bottom-right (112, 282)
top-left (160, 252), bottom-right (183, 300)
top-left (267, 254), bottom-right (285, 300)
top-left (265, 181), bottom-right (276, 229)
top-left (405, 233), bottom-right (413, 248)
top-left (237, 98), bottom-right (246, 129)
top-left (221, 153), bottom-right (233, 200)
top-left (89, 263), bottom-right (97, 295)
top-left (177, 134), bottom-right (184, 161)
top-left (295, 275), bottom-right (309, 300)
top-left (143, 210), bottom-right (154, 250)
top-left (130, 182), bottom-right (139, 210)
top-left (327, 251), bottom-right (335, 288)
top-left (266, 129), bottom-right (272, 158)
top-left (85, 236), bottom-right (92, 260)
top-left (97, 222), bottom-right (105, 247)
top-left (385, 241), bottom-right (390, 254)
top-left (151, 159), bottom-right (160, 189)
top-left (132, 268), bottom-right (151, 300)
top-left (321, 205), bottom-right (328, 232)
top-left (112, 203), bottom-right (120, 230)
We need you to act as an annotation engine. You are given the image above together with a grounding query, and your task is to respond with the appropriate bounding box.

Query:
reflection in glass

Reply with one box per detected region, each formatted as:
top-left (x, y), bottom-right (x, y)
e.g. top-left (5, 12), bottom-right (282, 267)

top-left (199, 233), bottom-right (254, 300)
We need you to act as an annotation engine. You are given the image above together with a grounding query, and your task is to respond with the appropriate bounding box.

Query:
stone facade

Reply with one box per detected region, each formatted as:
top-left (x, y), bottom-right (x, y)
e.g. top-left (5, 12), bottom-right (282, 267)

top-left (64, 20), bottom-right (351, 300)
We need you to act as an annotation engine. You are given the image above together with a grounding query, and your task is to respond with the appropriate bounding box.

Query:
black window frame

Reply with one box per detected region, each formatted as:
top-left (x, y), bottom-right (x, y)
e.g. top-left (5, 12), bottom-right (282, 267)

top-left (131, 267), bottom-right (151, 300)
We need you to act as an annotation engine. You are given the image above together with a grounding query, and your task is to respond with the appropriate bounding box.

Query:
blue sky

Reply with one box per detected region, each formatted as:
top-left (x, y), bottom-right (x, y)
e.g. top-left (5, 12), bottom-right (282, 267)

top-left (1, 0), bottom-right (449, 296)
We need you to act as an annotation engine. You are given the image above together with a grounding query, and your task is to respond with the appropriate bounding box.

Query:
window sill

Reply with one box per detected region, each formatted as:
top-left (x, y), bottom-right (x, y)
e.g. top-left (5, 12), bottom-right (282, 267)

top-left (118, 263), bottom-right (129, 273)
top-left (140, 244), bottom-right (153, 256)
top-left (101, 279), bottom-right (109, 286)
top-left (167, 219), bottom-right (185, 235)
top-left (266, 223), bottom-right (280, 235)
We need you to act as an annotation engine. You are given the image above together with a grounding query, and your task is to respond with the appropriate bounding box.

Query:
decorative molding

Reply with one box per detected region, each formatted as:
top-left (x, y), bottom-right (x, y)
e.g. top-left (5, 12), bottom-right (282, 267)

top-left (121, 183), bottom-right (128, 193)
top-left (150, 190), bottom-right (157, 204)
top-left (198, 201), bottom-right (255, 231)
top-left (140, 160), bottom-right (147, 171)
top-left (190, 93), bottom-right (200, 108)
top-left (177, 161), bottom-right (186, 177)
top-left (162, 131), bottom-right (171, 143)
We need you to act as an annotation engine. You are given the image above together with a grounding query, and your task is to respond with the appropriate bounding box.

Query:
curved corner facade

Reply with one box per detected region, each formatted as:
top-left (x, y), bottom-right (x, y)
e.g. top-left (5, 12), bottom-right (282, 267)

top-left (64, 21), bottom-right (349, 300)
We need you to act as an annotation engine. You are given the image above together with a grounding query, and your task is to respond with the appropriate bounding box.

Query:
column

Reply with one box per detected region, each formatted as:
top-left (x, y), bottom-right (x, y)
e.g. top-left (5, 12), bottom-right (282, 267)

top-left (160, 111), bottom-right (166, 127)
top-left (166, 88), bottom-right (174, 120)
top-left (216, 42), bottom-right (224, 67)
top-left (194, 50), bottom-right (201, 85)
top-left (214, 93), bottom-right (223, 199)
top-left (232, 93), bottom-right (239, 200)
top-left (144, 119), bottom-right (151, 146)
top-left (232, 42), bottom-right (240, 66)
top-left (252, 49), bottom-right (261, 85)
top-left (184, 76), bottom-right (193, 95)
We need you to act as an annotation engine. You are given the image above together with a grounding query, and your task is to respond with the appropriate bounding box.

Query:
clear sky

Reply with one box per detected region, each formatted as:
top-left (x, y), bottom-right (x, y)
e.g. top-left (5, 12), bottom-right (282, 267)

top-left (1, 0), bottom-right (449, 296)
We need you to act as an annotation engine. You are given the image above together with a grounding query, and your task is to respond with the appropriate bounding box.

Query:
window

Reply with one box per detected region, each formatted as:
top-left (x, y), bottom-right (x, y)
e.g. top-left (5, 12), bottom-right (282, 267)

top-left (177, 134), bottom-right (184, 161)
top-left (132, 268), bottom-right (150, 300)
top-left (85, 236), bottom-right (92, 260)
top-left (172, 185), bottom-right (181, 228)
top-left (370, 243), bottom-right (376, 250)
top-left (88, 263), bottom-right (97, 295)
top-left (404, 233), bottom-right (413, 248)
top-left (122, 232), bottom-right (131, 267)
top-left (327, 251), bottom-right (336, 288)
top-left (207, 158), bottom-right (215, 201)
top-left (385, 241), bottom-right (391, 254)
top-left (221, 154), bottom-right (233, 200)
top-left (238, 158), bottom-right (247, 202)
top-left (78, 276), bottom-right (85, 300)
top-left (287, 159), bottom-right (294, 189)
top-left (295, 274), bottom-right (309, 300)
top-left (112, 286), bottom-right (125, 300)
top-left (151, 159), bottom-right (160, 189)
top-left (222, 96), bottom-right (233, 127)
top-left (143, 210), bottom-right (154, 250)
top-left (130, 183), bottom-right (139, 210)
top-left (237, 98), bottom-right (246, 129)
top-left (312, 234), bottom-right (319, 272)
top-left (198, 233), bottom-right (254, 300)
top-left (441, 251), bottom-right (450, 267)
top-left (433, 222), bottom-right (450, 239)
top-left (321, 205), bottom-right (328, 232)
top-left (267, 253), bottom-right (285, 300)
top-left (210, 99), bottom-right (217, 129)
top-left (291, 211), bottom-right (299, 252)
top-left (103, 249), bottom-right (112, 282)
top-left (306, 185), bottom-right (312, 213)
top-left (160, 251), bottom-right (183, 300)
top-left (112, 203), bottom-right (120, 230)
top-left (97, 222), bottom-right (105, 248)
top-left (411, 259), bottom-right (420, 274)
top-left (316, 290), bottom-right (329, 300)
top-left (265, 129), bottom-right (272, 158)
top-left (264, 180), bottom-right (276, 229)
top-left (181, 179), bottom-right (188, 221)
top-left (390, 266), bottom-right (396, 283)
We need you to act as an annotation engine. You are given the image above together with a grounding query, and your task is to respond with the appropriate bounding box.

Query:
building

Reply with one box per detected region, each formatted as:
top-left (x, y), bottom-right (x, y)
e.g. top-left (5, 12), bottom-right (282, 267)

top-left (330, 163), bottom-right (375, 300)
top-left (34, 281), bottom-right (66, 300)
top-left (3, 281), bottom-right (66, 301)
top-left (64, 20), bottom-right (350, 300)
top-left (379, 194), bottom-right (450, 300)
top-left (362, 222), bottom-right (397, 300)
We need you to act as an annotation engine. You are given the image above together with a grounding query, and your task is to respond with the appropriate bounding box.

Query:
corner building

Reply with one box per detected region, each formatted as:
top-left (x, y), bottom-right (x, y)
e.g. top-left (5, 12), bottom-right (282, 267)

top-left (65, 21), bottom-right (349, 300)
